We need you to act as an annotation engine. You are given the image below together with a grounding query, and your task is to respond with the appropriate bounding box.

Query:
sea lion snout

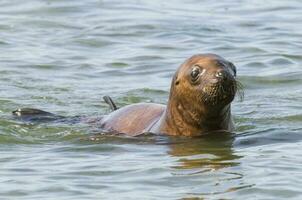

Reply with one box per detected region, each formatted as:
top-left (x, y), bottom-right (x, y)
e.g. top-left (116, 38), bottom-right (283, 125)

top-left (204, 68), bottom-right (237, 98)
top-left (206, 68), bottom-right (235, 87)
top-left (207, 69), bottom-right (228, 84)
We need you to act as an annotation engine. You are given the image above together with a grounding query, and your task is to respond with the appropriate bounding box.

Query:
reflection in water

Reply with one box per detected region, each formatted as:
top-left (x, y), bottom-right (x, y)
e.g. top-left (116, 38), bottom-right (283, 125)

top-left (167, 132), bottom-right (241, 170)
top-left (165, 132), bottom-right (252, 198)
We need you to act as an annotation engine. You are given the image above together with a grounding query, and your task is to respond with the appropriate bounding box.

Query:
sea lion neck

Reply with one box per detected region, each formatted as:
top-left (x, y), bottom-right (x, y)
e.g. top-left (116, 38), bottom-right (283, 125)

top-left (158, 97), bottom-right (232, 136)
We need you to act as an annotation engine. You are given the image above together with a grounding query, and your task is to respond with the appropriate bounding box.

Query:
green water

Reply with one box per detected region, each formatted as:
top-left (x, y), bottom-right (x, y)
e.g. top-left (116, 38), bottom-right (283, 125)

top-left (1, 0), bottom-right (302, 199)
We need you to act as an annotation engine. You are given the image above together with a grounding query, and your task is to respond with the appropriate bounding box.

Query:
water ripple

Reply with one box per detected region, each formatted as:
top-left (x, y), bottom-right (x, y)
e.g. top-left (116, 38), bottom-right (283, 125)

top-left (1, 0), bottom-right (302, 199)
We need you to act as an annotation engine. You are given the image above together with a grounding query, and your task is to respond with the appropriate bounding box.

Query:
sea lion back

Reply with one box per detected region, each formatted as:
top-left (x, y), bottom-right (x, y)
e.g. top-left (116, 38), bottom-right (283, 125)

top-left (100, 103), bottom-right (165, 136)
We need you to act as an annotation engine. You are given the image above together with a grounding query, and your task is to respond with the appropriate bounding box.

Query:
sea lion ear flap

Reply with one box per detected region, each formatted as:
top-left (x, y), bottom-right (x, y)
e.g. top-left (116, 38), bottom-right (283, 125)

top-left (175, 75), bottom-right (180, 85)
top-left (172, 69), bottom-right (180, 85)
top-left (228, 62), bottom-right (237, 77)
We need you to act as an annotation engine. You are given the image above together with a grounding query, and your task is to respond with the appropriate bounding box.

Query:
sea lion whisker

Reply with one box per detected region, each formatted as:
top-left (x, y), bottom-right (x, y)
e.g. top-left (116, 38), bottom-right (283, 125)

top-left (220, 84), bottom-right (224, 93)
top-left (235, 80), bottom-right (244, 101)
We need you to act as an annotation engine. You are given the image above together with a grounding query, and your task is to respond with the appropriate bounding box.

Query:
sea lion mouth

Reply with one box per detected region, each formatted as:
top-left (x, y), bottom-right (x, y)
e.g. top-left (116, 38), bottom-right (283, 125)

top-left (200, 79), bottom-right (243, 106)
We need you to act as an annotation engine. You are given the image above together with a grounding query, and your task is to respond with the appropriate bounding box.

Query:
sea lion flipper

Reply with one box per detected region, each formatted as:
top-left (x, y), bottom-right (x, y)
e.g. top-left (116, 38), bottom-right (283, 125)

top-left (13, 108), bottom-right (54, 116)
top-left (103, 96), bottom-right (118, 111)
top-left (12, 108), bottom-right (64, 122)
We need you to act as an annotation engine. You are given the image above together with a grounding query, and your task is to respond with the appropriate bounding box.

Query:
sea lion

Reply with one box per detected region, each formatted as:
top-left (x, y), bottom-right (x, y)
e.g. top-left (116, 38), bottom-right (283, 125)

top-left (12, 53), bottom-right (240, 137)
top-left (99, 53), bottom-right (239, 136)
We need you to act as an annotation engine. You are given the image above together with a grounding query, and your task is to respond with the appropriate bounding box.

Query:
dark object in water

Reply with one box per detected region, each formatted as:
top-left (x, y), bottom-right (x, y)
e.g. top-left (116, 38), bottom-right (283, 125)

top-left (103, 96), bottom-right (118, 111)
top-left (12, 108), bottom-right (63, 122)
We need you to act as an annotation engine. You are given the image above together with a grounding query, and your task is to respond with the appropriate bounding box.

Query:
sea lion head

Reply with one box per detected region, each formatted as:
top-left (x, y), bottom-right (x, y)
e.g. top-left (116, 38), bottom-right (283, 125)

top-left (171, 54), bottom-right (239, 110)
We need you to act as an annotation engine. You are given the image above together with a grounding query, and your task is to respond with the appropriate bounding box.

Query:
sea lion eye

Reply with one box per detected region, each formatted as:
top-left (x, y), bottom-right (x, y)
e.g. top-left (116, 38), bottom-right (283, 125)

top-left (191, 68), bottom-right (199, 79)
top-left (191, 66), bottom-right (204, 81)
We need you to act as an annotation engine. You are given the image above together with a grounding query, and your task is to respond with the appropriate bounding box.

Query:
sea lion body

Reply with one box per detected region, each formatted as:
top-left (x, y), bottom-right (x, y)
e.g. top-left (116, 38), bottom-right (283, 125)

top-left (99, 103), bottom-right (234, 136)
top-left (99, 53), bottom-right (239, 136)
top-left (100, 103), bottom-right (165, 136)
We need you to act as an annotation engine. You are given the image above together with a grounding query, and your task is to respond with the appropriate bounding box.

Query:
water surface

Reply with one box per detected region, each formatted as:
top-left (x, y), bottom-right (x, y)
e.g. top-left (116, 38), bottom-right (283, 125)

top-left (1, 0), bottom-right (302, 199)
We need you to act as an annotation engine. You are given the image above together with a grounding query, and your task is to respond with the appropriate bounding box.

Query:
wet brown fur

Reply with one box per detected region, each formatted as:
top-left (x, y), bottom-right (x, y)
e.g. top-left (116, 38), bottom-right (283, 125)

top-left (99, 54), bottom-right (240, 136)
